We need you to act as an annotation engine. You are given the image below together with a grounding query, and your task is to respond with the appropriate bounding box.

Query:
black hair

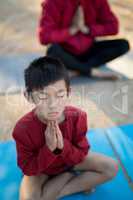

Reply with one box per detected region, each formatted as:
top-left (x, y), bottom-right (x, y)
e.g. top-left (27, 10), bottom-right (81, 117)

top-left (24, 56), bottom-right (70, 94)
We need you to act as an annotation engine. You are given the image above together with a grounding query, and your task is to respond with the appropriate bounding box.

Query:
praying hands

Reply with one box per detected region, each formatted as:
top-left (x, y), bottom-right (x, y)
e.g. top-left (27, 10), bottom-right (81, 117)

top-left (69, 5), bottom-right (90, 35)
top-left (45, 121), bottom-right (64, 152)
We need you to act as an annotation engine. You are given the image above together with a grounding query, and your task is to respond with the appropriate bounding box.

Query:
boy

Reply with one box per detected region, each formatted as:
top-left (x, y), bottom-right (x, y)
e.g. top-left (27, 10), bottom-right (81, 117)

top-left (13, 56), bottom-right (118, 200)
top-left (39, 0), bottom-right (129, 79)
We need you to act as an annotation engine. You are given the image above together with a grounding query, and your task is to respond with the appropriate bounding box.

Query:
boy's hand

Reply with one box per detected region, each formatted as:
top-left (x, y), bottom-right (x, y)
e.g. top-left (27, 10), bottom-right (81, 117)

top-left (45, 121), bottom-right (57, 152)
top-left (54, 121), bottom-right (64, 150)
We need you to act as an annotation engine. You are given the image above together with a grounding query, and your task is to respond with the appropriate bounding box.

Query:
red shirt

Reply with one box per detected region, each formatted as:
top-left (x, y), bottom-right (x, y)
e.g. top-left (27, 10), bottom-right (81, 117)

top-left (12, 106), bottom-right (90, 176)
top-left (38, 0), bottom-right (119, 55)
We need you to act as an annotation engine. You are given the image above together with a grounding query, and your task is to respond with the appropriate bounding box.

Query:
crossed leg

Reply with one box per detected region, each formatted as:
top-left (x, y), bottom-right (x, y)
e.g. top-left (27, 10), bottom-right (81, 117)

top-left (19, 152), bottom-right (118, 200)
top-left (19, 174), bottom-right (49, 200)
top-left (57, 152), bottom-right (118, 199)
top-left (19, 172), bottom-right (75, 200)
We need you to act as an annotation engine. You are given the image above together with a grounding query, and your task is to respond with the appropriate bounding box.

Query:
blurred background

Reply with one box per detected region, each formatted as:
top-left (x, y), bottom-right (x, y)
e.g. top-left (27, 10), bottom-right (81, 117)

top-left (0, 0), bottom-right (133, 140)
top-left (0, 0), bottom-right (133, 54)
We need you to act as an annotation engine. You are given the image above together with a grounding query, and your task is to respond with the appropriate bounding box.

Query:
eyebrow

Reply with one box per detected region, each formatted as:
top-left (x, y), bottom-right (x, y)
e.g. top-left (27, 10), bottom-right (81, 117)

top-left (57, 89), bottom-right (66, 93)
top-left (39, 89), bottom-right (66, 95)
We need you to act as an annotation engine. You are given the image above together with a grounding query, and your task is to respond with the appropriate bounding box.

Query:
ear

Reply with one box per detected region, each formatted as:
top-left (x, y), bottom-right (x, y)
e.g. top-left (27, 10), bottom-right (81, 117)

top-left (24, 90), bottom-right (33, 103)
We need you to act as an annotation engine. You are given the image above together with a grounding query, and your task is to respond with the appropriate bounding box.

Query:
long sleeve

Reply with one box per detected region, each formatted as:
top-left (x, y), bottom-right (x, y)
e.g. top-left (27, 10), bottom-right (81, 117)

top-left (13, 127), bottom-right (58, 176)
top-left (38, 0), bottom-right (70, 45)
top-left (64, 32), bottom-right (93, 55)
top-left (90, 0), bottom-right (119, 37)
top-left (59, 112), bottom-right (90, 166)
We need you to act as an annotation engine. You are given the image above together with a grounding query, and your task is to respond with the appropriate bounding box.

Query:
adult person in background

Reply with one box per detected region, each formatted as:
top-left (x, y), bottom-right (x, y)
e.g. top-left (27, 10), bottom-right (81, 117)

top-left (38, 0), bottom-right (129, 79)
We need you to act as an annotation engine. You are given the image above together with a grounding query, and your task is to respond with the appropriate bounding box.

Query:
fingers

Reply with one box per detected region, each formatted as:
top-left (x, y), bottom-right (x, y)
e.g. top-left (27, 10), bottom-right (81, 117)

top-left (72, 8), bottom-right (79, 26)
top-left (46, 121), bottom-right (56, 139)
top-left (54, 122), bottom-right (63, 143)
top-left (79, 6), bottom-right (84, 19)
top-left (45, 121), bottom-right (51, 134)
top-left (50, 121), bottom-right (59, 138)
top-left (47, 121), bottom-right (60, 137)
top-left (82, 26), bottom-right (89, 34)
top-left (50, 121), bottom-right (56, 137)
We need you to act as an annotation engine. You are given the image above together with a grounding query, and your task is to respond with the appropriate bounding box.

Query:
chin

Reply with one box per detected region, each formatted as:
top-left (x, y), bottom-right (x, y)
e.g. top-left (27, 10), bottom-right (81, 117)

top-left (49, 116), bottom-right (58, 120)
top-left (47, 113), bottom-right (61, 121)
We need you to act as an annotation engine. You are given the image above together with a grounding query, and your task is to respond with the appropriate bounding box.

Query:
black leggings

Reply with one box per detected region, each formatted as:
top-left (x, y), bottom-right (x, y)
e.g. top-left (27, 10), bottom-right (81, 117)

top-left (46, 39), bottom-right (129, 75)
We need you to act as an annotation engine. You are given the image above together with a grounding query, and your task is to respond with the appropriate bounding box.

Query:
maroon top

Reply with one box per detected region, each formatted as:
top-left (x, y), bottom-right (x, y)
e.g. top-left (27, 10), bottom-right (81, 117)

top-left (12, 106), bottom-right (90, 176)
top-left (38, 0), bottom-right (119, 55)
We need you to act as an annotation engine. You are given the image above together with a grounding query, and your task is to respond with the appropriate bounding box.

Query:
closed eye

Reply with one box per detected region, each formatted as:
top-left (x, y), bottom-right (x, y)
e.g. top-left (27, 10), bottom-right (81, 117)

top-left (38, 93), bottom-right (48, 100)
top-left (57, 92), bottom-right (66, 98)
top-left (57, 95), bottom-right (65, 98)
top-left (38, 97), bottom-right (48, 101)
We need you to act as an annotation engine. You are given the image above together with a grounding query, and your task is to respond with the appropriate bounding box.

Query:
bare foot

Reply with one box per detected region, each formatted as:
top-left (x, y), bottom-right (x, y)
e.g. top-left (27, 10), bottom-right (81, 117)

top-left (68, 70), bottom-right (80, 78)
top-left (92, 70), bottom-right (122, 81)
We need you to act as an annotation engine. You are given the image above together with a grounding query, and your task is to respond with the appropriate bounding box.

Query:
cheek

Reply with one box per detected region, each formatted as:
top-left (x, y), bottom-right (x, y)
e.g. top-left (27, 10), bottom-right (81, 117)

top-left (37, 102), bottom-right (48, 113)
top-left (58, 98), bottom-right (68, 109)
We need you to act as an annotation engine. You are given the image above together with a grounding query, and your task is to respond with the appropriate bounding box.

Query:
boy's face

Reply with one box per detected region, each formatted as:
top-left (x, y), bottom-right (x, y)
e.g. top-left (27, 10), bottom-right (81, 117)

top-left (31, 80), bottom-right (70, 122)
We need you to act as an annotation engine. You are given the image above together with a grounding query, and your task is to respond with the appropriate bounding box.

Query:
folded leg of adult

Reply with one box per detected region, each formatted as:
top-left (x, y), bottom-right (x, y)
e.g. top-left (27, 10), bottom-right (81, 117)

top-left (46, 44), bottom-right (91, 75)
top-left (84, 39), bottom-right (130, 80)
top-left (86, 39), bottom-right (130, 67)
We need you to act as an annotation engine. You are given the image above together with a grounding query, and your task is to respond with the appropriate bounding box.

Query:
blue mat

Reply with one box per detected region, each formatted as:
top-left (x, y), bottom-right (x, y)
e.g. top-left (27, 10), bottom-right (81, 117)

top-left (0, 141), bottom-right (22, 200)
top-left (61, 128), bottom-right (133, 200)
top-left (106, 124), bottom-right (133, 181)
top-left (0, 126), bottom-right (133, 200)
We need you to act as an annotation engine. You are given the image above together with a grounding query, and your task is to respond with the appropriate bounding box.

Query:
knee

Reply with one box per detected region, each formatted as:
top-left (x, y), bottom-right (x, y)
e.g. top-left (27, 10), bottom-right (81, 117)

top-left (46, 44), bottom-right (62, 57)
top-left (20, 193), bottom-right (41, 200)
top-left (119, 39), bottom-right (130, 54)
top-left (19, 192), bottom-right (33, 200)
top-left (19, 191), bottom-right (39, 200)
top-left (19, 178), bottom-right (42, 200)
top-left (103, 159), bottom-right (119, 180)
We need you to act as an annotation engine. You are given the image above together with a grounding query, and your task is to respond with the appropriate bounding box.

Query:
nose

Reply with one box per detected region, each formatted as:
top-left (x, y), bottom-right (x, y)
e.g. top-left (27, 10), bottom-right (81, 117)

top-left (48, 97), bottom-right (58, 109)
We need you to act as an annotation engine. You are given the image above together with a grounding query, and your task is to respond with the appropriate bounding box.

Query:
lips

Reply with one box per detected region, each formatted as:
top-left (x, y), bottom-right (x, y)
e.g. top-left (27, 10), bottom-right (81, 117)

top-left (48, 112), bottom-right (59, 115)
